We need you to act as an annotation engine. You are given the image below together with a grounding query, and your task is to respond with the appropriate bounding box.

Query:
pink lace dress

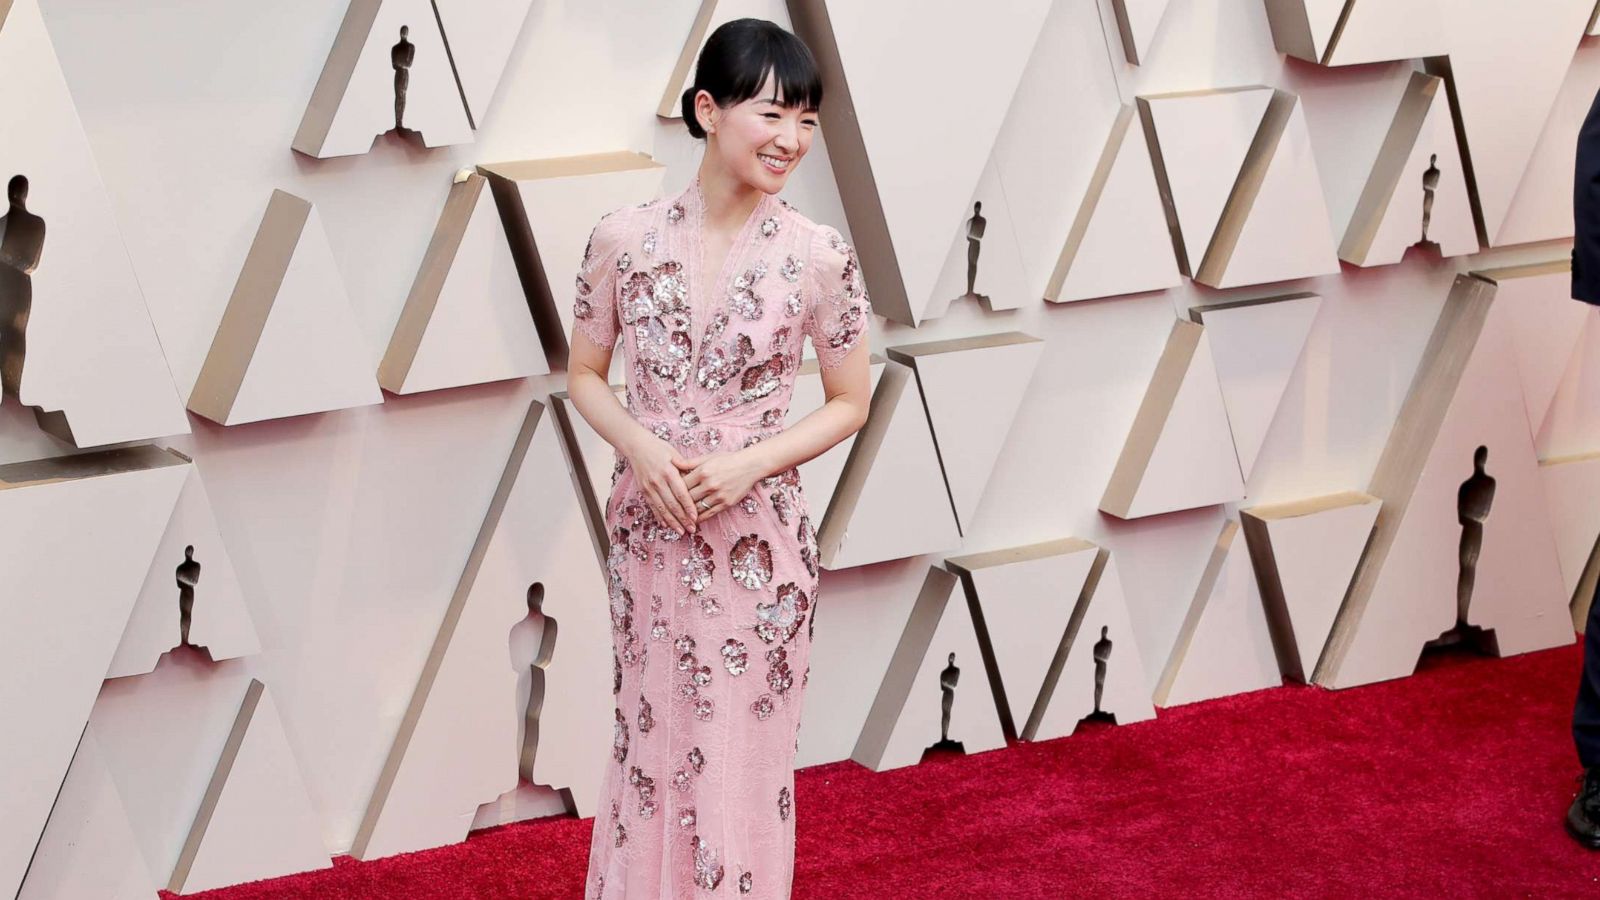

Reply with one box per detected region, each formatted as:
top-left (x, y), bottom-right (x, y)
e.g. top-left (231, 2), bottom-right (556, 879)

top-left (572, 176), bottom-right (870, 898)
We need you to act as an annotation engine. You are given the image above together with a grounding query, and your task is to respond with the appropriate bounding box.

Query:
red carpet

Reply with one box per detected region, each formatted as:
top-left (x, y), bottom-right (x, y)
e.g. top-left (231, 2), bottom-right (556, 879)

top-left (170, 641), bottom-right (1600, 898)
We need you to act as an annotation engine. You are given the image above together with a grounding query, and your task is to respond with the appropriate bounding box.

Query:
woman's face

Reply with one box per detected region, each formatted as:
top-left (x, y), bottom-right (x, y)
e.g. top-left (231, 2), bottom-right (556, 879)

top-left (698, 71), bottom-right (817, 193)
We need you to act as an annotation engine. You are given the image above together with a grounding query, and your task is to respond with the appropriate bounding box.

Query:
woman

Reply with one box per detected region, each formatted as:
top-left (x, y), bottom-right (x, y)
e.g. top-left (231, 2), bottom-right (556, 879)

top-left (566, 18), bottom-right (872, 898)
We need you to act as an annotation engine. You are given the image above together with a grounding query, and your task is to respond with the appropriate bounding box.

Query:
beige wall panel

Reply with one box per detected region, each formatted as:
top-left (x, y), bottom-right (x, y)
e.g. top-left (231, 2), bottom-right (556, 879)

top-left (817, 360), bottom-right (962, 569)
top-left (1317, 274), bottom-right (1575, 689)
top-left (1154, 520), bottom-right (1282, 707)
top-left (431, 0), bottom-right (534, 128)
top-left (292, 0), bottom-right (473, 157)
top-left (188, 190), bottom-right (384, 425)
top-left (1112, 0), bottom-right (1173, 65)
top-left (379, 172), bottom-right (548, 395)
top-left (1047, 105), bottom-right (1181, 304)
top-left (1241, 492), bottom-right (1380, 682)
top-left (478, 153), bottom-right (665, 368)
top-left (18, 724), bottom-right (154, 900)
top-left (1496, 261), bottom-right (1589, 432)
top-left (1499, 44), bottom-right (1600, 245)
top-left (0, 445), bottom-right (188, 899)
top-left (1341, 73), bottom-right (1477, 268)
top-left (929, 157), bottom-right (1030, 317)
top-left (169, 680), bottom-right (330, 894)
top-left (109, 461), bottom-right (260, 678)
top-left (944, 538), bottom-right (1098, 737)
top-left (1540, 453), bottom-right (1600, 620)
top-left (787, 0), bottom-right (1052, 326)
top-left (888, 333), bottom-right (1044, 534)
top-left (993, 0), bottom-right (1127, 308)
top-left (1101, 319), bottom-right (1245, 519)
top-left (1263, 0), bottom-right (1346, 63)
top-left (1536, 304), bottom-right (1600, 460)
top-left (850, 566), bottom-right (1007, 772)
top-left (1190, 293), bottom-right (1322, 480)
top-left (0, 0), bottom-right (188, 448)
top-left (1197, 93), bottom-right (1339, 289)
top-left (1426, 0), bottom-right (1594, 246)
top-left (1138, 87), bottom-right (1273, 276)
top-left (1026, 549), bottom-right (1157, 741)
top-left (354, 401), bottom-right (610, 859)
top-left (1323, 0), bottom-right (1446, 66)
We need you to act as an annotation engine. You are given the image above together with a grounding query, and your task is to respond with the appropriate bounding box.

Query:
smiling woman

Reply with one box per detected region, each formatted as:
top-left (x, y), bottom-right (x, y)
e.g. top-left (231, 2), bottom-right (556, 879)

top-left (565, 16), bottom-right (872, 900)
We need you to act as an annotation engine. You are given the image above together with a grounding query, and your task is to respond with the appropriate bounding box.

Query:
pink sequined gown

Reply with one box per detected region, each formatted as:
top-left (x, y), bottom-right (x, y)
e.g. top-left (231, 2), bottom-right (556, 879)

top-left (573, 176), bottom-right (870, 899)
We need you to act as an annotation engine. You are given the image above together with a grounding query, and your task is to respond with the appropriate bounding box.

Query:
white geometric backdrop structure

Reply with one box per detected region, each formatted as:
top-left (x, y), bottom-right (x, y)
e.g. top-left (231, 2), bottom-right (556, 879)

top-left (6, 0), bottom-right (1600, 893)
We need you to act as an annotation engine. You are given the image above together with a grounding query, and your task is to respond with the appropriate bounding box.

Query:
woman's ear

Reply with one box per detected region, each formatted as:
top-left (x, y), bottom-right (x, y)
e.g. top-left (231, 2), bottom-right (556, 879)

top-left (696, 91), bottom-right (717, 135)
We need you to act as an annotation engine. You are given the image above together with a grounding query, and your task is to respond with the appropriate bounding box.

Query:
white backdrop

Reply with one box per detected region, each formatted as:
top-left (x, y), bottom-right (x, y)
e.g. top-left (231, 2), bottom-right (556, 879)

top-left (8, 0), bottom-right (1595, 883)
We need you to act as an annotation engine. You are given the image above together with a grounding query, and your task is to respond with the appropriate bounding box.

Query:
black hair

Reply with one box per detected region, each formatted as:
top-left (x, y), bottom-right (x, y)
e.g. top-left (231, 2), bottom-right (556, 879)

top-left (679, 18), bottom-right (823, 141)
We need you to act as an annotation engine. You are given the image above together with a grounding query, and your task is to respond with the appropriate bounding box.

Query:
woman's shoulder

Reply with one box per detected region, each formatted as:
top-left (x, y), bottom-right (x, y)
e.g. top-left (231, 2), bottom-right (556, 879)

top-left (770, 198), bottom-right (853, 268)
top-left (581, 201), bottom-right (650, 265)
top-left (770, 196), bottom-right (832, 242)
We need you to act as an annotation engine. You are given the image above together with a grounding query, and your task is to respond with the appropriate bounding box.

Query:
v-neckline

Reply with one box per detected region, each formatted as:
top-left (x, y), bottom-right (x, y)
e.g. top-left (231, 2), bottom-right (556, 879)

top-left (683, 176), bottom-right (775, 346)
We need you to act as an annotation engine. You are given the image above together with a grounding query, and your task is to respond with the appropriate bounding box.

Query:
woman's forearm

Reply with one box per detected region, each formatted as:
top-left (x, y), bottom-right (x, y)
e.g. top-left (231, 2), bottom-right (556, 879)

top-left (745, 394), bottom-right (867, 480)
top-left (567, 364), bottom-right (652, 458)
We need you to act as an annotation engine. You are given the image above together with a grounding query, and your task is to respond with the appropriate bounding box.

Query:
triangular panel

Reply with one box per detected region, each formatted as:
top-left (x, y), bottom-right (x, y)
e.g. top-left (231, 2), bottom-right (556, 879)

top-left (1426, 0), bottom-right (1595, 245)
top-left (1197, 92), bottom-right (1340, 289)
top-left (0, 446), bottom-right (188, 900)
top-left (1111, 0), bottom-right (1173, 64)
top-left (1241, 492), bottom-right (1381, 682)
top-left (189, 190), bottom-right (384, 425)
top-left (817, 359), bottom-right (962, 569)
top-left (1496, 260), bottom-right (1590, 431)
top-left (1101, 319), bottom-right (1245, 519)
top-left (990, 0), bottom-right (1127, 309)
top-left (1263, 0), bottom-right (1348, 63)
top-left (431, 0), bottom-right (535, 128)
top-left (944, 538), bottom-right (1099, 736)
top-left (1324, 0), bottom-right (1446, 66)
top-left (1190, 293), bottom-right (1322, 479)
top-left (788, 0), bottom-right (1053, 326)
top-left (1027, 550), bottom-right (1157, 740)
top-left (168, 680), bottom-right (331, 894)
top-left (1138, 86), bottom-right (1274, 275)
top-left (1317, 272), bottom-right (1575, 689)
top-left (292, 0), bottom-right (474, 157)
top-left (477, 153), bottom-right (666, 368)
top-left (18, 725), bottom-right (154, 900)
top-left (1047, 105), bottom-right (1182, 303)
top-left (851, 566), bottom-right (1007, 771)
top-left (0, 0), bottom-right (189, 448)
top-left (354, 400), bottom-right (611, 858)
top-left (1342, 72), bottom-right (1477, 267)
top-left (929, 158), bottom-right (1030, 317)
top-left (888, 333), bottom-right (1044, 534)
top-left (1154, 520), bottom-right (1282, 707)
top-left (108, 461), bottom-right (260, 678)
top-left (379, 171), bottom-right (547, 395)
top-left (1540, 453), bottom-right (1600, 619)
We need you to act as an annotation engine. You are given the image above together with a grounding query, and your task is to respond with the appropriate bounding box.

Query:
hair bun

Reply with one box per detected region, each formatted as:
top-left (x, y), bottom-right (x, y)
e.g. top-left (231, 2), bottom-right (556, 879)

top-left (680, 85), bottom-right (705, 140)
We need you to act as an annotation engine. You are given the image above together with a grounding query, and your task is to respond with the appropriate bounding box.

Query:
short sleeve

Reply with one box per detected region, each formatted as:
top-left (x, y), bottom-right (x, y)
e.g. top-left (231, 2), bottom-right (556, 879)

top-left (804, 225), bottom-right (871, 370)
top-left (571, 207), bottom-right (630, 350)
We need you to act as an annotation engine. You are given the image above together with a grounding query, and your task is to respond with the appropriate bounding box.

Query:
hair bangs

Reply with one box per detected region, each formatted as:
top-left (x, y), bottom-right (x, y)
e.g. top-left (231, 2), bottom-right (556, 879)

top-left (720, 27), bottom-right (823, 113)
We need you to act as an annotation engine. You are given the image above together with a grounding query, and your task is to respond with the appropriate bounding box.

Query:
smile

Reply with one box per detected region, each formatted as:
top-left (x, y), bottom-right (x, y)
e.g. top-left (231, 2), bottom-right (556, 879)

top-left (759, 153), bottom-right (791, 172)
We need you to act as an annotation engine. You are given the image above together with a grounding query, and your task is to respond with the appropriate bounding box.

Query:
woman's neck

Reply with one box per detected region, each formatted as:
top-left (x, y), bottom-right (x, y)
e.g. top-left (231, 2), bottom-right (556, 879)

top-left (693, 165), bottom-right (764, 232)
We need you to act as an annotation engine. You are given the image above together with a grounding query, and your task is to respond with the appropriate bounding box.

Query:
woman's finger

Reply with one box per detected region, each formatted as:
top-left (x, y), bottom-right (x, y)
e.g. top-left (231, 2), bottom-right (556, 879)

top-left (657, 476), bottom-right (695, 533)
top-left (647, 484), bottom-right (687, 535)
top-left (700, 498), bottom-right (725, 519)
top-left (666, 473), bottom-right (699, 529)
